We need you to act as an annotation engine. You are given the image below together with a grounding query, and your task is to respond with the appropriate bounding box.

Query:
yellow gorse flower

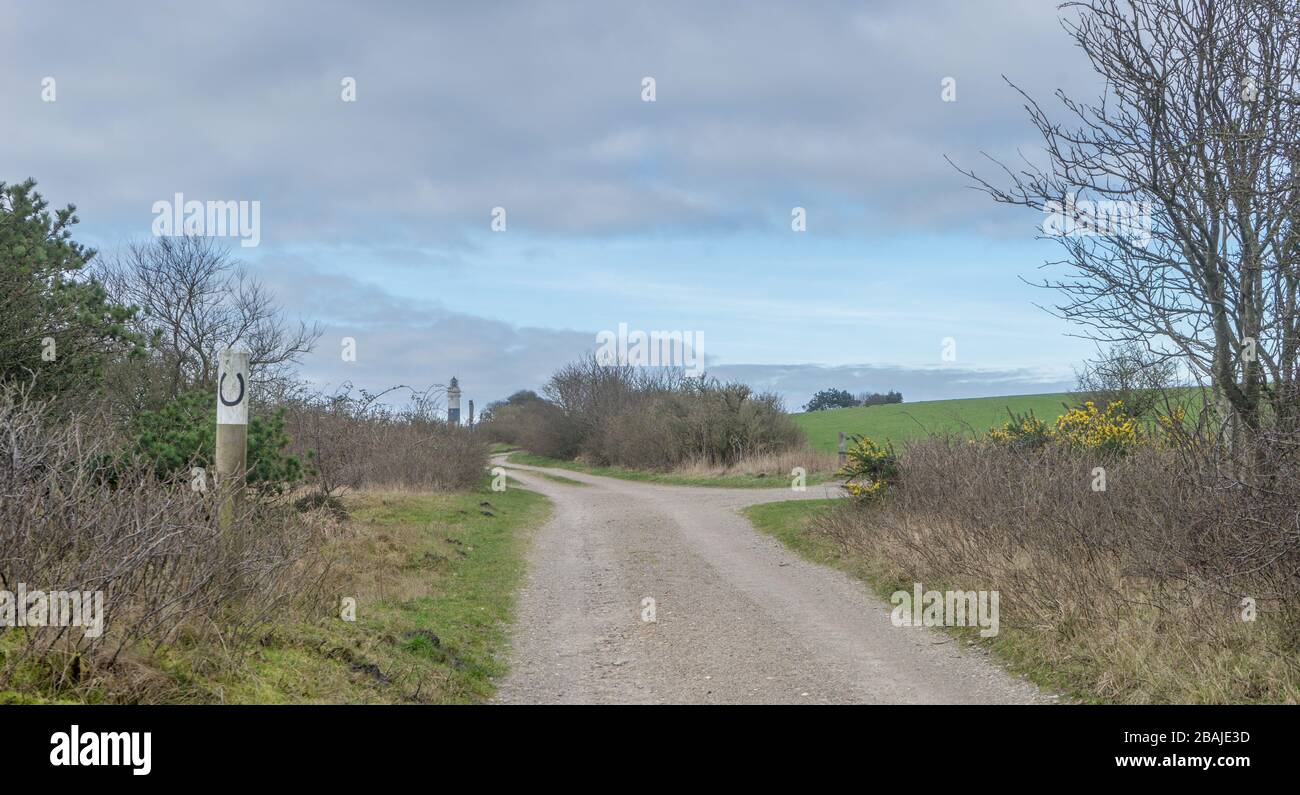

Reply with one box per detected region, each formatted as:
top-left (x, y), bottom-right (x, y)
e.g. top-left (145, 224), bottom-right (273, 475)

top-left (839, 435), bottom-right (899, 501)
top-left (1052, 400), bottom-right (1141, 451)
top-left (987, 400), bottom-right (1155, 454)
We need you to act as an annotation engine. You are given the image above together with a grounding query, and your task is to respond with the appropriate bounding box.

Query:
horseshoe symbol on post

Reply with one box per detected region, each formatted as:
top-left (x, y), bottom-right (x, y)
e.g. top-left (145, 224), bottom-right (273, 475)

top-left (219, 372), bottom-right (245, 407)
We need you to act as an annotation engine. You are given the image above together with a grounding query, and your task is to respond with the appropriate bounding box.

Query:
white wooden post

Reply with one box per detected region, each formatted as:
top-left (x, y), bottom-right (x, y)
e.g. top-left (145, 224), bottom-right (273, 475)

top-left (215, 349), bottom-right (250, 529)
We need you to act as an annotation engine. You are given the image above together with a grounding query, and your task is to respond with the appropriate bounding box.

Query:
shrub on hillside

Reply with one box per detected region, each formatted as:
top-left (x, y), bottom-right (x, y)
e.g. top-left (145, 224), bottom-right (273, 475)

top-left (986, 409), bottom-right (1053, 451)
top-left (988, 401), bottom-right (1155, 456)
top-left (1052, 401), bottom-right (1141, 453)
top-left (481, 394), bottom-right (580, 460)
top-left (838, 435), bottom-right (899, 500)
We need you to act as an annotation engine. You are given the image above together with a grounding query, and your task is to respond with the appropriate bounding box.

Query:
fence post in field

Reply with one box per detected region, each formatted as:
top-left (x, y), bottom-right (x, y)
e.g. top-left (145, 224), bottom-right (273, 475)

top-left (838, 431), bottom-right (847, 467)
top-left (215, 349), bottom-right (250, 529)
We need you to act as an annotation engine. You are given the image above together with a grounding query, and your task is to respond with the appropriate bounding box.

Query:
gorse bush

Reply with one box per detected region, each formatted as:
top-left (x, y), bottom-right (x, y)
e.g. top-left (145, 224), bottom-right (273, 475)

top-left (838, 435), bottom-right (899, 500)
top-left (988, 400), bottom-right (1159, 455)
top-left (986, 409), bottom-right (1053, 451)
top-left (1052, 401), bottom-right (1140, 453)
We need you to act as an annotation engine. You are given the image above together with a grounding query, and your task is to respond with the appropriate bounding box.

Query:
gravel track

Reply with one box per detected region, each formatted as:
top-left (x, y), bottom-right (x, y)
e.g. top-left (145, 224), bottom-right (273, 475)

top-left (492, 456), bottom-right (1046, 705)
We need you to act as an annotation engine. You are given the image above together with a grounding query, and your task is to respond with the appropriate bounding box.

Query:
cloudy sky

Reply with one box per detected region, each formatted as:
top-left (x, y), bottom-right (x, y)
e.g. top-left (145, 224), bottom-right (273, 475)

top-left (2, 0), bottom-right (1105, 410)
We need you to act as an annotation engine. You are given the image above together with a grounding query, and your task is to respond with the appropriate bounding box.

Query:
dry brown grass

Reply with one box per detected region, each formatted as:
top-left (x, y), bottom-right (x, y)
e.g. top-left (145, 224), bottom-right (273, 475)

top-left (0, 386), bottom-right (338, 703)
top-left (672, 446), bottom-right (841, 478)
top-left (810, 435), bottom-right (1300, 703)
top-left (324, 489), bottom-right (440, 607)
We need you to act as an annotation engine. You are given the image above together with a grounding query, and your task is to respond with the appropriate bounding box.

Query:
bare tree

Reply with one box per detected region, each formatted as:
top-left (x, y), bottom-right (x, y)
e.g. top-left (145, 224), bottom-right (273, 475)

top-left (1073, 341), bottom-right (1180, 418)
top-left (953, 0), bottom-right (1300, 435)
top-left (98, 236), bottom-right (322, 399)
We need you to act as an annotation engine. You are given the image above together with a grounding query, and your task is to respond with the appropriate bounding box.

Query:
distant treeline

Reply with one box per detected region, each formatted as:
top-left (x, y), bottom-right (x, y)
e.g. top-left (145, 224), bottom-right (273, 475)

top-left (803, 388), bottom-right (902, 412)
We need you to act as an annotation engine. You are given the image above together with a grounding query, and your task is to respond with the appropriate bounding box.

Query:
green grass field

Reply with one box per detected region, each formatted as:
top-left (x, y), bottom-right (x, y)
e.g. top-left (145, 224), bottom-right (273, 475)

top-left (792, 392), bottom-right (1075, 451)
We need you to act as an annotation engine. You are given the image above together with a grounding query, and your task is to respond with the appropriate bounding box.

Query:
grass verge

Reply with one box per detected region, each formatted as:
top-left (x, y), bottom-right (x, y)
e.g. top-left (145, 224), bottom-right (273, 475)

top-left (507, 451), bottom-right (833, 488)
top-left (2, 479), bottom-right (551, 704)
top-left (742, 499), bottom-right (846, 567)
top-left (213, 481), bottom-right (551, 703)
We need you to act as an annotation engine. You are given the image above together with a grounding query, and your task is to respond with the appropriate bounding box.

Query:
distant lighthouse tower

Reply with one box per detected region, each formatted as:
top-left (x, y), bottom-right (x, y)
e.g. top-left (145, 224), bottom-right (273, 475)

top-left (447, 376), bottom-right (461, 424)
